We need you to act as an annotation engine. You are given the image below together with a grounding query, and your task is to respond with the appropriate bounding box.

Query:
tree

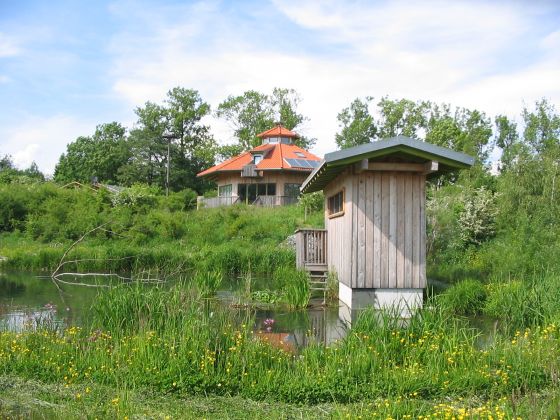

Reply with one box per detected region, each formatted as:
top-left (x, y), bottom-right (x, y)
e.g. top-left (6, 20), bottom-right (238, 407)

top-left (522, 98), bottom-right (560, 157)
top-left (376, 97), bottom-right (430, 139)
top-left (54, 122), bottom-right (129, 184)
top-left (335, 97), bottom-right (376, 149)
top-left (0, 155), bottom-right (45, 184)
top-left (118, 88), bottom-right (217, 193)
top-left (216, 88), bottom-right (314, 151)
top-left (494, 115), bottom-right (523, 171)
top-left (118, 102), bottom-right (168, 187)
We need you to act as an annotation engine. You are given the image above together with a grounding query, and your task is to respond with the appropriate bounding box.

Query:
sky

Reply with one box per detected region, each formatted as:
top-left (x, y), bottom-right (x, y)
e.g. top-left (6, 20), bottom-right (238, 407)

top-left (1, 0), bottom-right (559, 175)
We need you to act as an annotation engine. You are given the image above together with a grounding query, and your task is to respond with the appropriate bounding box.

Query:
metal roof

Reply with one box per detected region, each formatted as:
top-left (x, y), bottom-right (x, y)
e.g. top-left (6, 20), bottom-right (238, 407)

top-left (301, 135), bottom-right (475, 193)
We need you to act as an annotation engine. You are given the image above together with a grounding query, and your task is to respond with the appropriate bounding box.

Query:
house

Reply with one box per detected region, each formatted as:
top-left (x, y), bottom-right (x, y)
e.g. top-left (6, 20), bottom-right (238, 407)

top-left (197, 124), bottom-right (321, 207)
top-left (296, 135), bottom-right (474, 316)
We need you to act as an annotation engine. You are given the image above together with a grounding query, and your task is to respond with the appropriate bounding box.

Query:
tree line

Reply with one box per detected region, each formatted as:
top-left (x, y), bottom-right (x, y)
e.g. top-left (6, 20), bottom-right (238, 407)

top-left (1, 88), bottom-right (558, 200)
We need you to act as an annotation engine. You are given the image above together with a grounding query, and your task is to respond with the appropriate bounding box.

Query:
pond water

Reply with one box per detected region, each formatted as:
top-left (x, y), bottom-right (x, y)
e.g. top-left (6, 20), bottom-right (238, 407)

top-left (0, 271), bottom-right (496, 349)
top-left (0, 271), bottom-right (351, 348)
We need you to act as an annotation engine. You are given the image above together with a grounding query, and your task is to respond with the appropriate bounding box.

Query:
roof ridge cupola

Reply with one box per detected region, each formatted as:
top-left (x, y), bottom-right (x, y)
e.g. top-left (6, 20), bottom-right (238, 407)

top-left (256, 123), bottom-right (299, 145)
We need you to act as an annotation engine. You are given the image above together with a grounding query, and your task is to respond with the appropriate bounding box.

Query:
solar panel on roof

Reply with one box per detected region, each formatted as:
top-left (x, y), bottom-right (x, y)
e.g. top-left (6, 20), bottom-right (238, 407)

top-left (285, 158), bottom-right (319, 168)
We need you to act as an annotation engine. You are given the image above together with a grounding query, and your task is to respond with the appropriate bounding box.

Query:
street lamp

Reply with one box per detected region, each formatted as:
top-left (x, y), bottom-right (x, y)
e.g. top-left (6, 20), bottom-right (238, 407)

top-left (162, 129), bottom-right (174, 196)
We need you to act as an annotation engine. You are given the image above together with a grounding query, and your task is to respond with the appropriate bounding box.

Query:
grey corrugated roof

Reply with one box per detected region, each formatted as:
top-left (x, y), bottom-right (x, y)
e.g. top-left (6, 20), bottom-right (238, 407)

top-left (301, 135), bottom-right (475, 193)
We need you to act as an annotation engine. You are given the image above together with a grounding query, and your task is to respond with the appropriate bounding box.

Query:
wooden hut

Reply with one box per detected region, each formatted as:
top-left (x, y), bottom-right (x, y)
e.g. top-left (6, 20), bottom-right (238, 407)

top-left (299, 136), bottom-right (474, 314)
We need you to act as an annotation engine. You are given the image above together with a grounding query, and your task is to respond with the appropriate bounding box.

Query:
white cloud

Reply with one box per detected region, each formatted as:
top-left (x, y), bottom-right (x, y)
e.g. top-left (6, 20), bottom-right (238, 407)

top-left (0, 32), bottom-right (21, 57)
top-left (104, 0), bottom-right (559, 160)
top-left (0, 115), bottom-right (95, 175)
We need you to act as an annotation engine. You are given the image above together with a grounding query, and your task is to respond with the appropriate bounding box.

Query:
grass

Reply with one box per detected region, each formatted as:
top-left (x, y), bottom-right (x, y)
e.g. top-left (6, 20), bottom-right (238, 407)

top-left (3, 282), bottom-right (560, 410)
top-left (0, 204), bottom-right (320, 277)
top-left (5, 375), bottom-right (560, 419)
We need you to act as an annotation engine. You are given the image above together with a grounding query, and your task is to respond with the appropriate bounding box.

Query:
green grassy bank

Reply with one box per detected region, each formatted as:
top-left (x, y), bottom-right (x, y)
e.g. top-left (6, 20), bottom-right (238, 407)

top-left (0, 183), bottom-right (323, 274)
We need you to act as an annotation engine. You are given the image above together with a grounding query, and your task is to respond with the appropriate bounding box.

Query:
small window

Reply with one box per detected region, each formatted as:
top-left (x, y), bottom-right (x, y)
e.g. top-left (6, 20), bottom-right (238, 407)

top-left (253, 154), bottom-right (263, 164)
top-left (327, 190), bottom-right (344, 218)
top-left (257, 183), bottom-right (267, 196)
top-left (218, 184), bottom-right (232, 197)
top-left (295, 152), bottom-right (306, 158)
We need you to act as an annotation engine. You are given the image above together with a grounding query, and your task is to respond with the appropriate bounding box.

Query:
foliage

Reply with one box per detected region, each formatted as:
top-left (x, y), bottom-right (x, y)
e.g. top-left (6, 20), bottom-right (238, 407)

top-left (54, 122), bottom-right (129, 184)
top-left (335, 97), bottom-right (377, 149)
top-left (111, 184), bottom-right (159, 209)
top-left (297, 191), bottom-right (324, 213)
top-left (193, 271), bottom-right (223, 298)
top-left (0, 156), bottom-right (44, 185)
top-left (216, 88), bottom-right (314, 150)
top-left (439, 279), bottom-right (487, 315)
top-left (274, 266), bottom-right (310, 308)
top-left (457, 187), bottom-right (498, 246)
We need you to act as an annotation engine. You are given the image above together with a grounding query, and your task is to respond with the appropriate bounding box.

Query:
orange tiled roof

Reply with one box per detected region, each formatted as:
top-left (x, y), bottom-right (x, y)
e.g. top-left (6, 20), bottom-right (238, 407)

top-left (197, 142), bottom-right (321, 178)
top-left (256, 125), bottom-right (299, 138)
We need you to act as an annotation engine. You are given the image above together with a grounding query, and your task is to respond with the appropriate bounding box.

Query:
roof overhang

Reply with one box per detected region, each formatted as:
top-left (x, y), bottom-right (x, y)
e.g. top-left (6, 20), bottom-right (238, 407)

top-left (301, 136), bottom-right (475, 193)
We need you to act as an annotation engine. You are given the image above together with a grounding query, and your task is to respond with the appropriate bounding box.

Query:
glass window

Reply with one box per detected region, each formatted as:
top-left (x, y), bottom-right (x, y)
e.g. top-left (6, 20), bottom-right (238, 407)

top-left (327, 190), bottom-right (344, 217)
top-left (284, 183), bottom-right (301, 197)
top-left (295, 152), bottom-right (305, 158)
top-left (267, 183), bottom-right (276, 196)
top-left (218, 184), bottom-right (232, 197)
top-left (257, 183), bottom-right (267, 196)
top-left (253, 154), bottom-right (263, 164)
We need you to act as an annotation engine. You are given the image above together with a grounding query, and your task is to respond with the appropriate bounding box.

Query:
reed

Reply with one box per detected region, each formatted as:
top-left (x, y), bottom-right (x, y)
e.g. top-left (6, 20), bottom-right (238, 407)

top-left (2, 285), bottom-right (560, 407)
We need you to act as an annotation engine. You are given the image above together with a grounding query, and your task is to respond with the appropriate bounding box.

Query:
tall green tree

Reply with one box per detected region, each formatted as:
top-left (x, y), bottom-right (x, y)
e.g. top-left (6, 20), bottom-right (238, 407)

top-left (376, 97), bottom-right (430, 139)
top-left (118, 88), bottom-right (216, 193)
top-left (54, 122), bottom-right (129, 184)
top-left (335, 97), bottom-right (377, 149)
top-left (216, 88), bottom-right (314, 151)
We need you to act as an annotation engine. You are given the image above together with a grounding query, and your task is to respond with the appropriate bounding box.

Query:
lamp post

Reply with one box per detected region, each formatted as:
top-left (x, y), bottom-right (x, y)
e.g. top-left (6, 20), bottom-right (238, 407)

top-left (162, 129), bottom-right (174, 196)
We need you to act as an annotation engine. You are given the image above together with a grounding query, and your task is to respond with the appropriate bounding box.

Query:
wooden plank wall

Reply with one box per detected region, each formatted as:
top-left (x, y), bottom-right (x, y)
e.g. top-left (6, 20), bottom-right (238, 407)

top-left (327, 170), bottom-right (426, 289)
top-left (324, 171), bottom-right (353, 287)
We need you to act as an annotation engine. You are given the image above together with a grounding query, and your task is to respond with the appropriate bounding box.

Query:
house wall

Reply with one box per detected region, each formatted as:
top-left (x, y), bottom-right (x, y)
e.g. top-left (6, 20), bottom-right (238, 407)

top-left (214, 171), bottom-right (311, 199)
top-left (325, 169), bottom-right (426, 290)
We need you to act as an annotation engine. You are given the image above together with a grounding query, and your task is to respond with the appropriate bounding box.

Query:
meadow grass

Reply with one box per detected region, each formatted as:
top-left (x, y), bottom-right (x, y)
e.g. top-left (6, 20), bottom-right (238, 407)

top-left (4, 375), bottom-right (560, 419)
top-left (2, 283), bottom-right (560, 411)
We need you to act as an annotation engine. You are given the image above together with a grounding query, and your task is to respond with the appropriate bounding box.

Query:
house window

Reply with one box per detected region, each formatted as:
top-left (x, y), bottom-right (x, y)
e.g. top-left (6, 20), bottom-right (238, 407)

top-left (253, 154), bottom-right (263, 164)
top-left (266, 183), bottom-right (276, 196)
top-left (327, 190), bottom-right (344, 218)
top-left (284, 183), bottom-right (301, 198)
top-left (295, 152), bottom-right (305, 158)
top-left (218, 184), bottom-right (232, 197)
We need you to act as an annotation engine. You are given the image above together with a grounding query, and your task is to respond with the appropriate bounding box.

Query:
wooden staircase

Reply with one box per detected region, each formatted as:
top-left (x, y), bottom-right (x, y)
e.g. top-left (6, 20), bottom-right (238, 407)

top-left (295, 229), bottom-right (328, 303)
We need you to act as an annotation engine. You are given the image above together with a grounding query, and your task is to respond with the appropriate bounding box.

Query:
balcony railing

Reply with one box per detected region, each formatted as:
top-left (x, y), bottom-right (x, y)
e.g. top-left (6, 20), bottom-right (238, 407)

top-left (198, 196), bottom-right (239, 209)
top-left (241, 164), bottom-right (260, 177)
top-left (295, 228), bottom-right (328, 271)
top-left (252, 195), bottom-right (299, 207)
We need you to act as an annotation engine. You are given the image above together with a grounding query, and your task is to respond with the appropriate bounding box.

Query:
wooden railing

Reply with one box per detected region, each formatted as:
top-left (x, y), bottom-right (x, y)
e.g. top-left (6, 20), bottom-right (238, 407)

top-left (253, 195), bottom-right (299, 207)
top-left (241, 164), bottom-right (260, 177)
top-left (295, 228), bottom-right (328, 270)
top-left (198, 196), bottom-right (239, 209)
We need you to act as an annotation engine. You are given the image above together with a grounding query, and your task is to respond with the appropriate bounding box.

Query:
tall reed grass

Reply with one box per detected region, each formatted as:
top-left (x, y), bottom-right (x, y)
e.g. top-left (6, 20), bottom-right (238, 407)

top-left (2, 284), bottom-right (560, 405)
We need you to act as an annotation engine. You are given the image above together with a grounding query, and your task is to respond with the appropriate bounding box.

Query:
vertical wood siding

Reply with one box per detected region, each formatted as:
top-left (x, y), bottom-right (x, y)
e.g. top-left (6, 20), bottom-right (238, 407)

top-left (326, 170), bottom-right (426, 289)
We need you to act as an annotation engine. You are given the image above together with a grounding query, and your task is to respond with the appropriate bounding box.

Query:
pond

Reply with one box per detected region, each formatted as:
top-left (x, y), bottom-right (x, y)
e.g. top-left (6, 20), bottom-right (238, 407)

top-left (0, 271), bottom-right (352, 348)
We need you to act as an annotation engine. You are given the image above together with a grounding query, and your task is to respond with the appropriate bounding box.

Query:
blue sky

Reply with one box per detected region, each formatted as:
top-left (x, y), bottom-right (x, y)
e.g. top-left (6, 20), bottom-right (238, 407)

top-left (1, 0), bottom-right (559, 174)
